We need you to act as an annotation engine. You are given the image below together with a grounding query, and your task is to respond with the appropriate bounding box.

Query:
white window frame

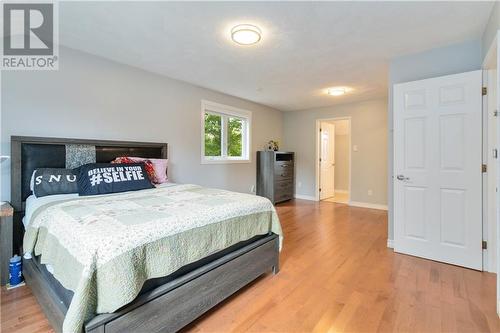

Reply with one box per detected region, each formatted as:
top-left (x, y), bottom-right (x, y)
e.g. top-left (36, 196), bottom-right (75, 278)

top-left (201, 100), bottom-right (252, 164)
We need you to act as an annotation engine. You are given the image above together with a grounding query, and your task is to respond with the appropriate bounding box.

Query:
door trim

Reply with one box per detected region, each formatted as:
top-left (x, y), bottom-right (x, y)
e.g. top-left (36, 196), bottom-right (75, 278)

top-left (315, 117), bottom-right (352, 202)
top-left (482, 68), bottom-right (497, 273)
top-left (482, 35), bottom-right (498, 275)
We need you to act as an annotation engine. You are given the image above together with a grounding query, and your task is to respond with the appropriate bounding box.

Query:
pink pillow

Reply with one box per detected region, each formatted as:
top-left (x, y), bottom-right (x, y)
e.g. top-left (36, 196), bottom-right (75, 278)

top-left (129, 157), bottom-right (168, 184)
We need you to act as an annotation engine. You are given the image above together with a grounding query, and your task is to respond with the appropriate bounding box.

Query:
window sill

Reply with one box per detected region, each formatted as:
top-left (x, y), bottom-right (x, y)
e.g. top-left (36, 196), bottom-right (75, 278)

top-left (201, 158), bottom-right (251, 165)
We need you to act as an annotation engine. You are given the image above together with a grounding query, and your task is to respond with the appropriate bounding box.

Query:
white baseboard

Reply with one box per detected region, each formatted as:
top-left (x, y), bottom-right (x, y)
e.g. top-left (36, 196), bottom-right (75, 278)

top-left (294, 194), bottom-right (317, 201)
top-left (348, 201), bottom-right (388, 211)
top-left (387, 239), bottom-right (394, 248)
top-left (334, 189), bottom-right (349, 194)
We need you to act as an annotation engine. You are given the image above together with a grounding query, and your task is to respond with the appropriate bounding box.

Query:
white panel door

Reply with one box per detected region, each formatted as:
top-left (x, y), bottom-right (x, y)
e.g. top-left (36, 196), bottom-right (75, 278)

top-left (320, 123), bottom-right (335, 199)
top-left (394, 70), bottom-right (483, 270)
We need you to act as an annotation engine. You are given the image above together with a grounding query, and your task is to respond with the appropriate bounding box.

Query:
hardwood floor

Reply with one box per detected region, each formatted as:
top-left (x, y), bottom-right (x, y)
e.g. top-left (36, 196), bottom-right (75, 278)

top-left (323, 192), bottom-right (349, 204)
top-left (1, 199), bottom-right (499, 332)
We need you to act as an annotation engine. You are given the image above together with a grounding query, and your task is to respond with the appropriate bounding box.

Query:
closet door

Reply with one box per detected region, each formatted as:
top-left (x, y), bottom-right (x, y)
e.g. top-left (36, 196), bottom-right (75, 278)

top-left (393, 70), bottom-right (482, 270)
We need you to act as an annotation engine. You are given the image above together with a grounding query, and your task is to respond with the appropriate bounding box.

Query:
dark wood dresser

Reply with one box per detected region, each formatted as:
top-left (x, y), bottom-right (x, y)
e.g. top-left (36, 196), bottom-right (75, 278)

top-left (256, 151), bottom-right (295, 204)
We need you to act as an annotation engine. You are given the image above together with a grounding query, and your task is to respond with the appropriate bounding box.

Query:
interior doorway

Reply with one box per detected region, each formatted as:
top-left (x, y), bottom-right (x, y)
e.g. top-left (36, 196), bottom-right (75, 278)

top-left (317, 118), bottom-right (351, 204)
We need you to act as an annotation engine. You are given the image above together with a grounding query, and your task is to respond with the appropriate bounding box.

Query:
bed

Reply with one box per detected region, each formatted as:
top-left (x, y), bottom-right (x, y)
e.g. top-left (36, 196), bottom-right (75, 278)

top-left (10, 136), bottom-right (282, 333)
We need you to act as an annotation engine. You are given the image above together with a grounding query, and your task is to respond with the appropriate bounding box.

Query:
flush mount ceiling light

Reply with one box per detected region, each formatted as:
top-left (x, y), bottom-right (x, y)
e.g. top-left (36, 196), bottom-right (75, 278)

top-left (231, 24), bottom-right (262, 45)
top-left (327, 87), bottom-right (347, 96)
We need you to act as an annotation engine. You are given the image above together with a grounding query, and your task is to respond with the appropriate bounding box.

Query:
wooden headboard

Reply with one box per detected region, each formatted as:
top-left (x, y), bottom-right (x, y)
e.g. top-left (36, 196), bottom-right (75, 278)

top-left (10, 136), bottom-right (168, 251)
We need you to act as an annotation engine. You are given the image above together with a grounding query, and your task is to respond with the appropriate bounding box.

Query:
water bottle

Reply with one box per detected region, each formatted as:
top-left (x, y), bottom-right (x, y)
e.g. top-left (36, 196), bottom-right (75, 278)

top-left (9, 255), bottom-right (22, 286)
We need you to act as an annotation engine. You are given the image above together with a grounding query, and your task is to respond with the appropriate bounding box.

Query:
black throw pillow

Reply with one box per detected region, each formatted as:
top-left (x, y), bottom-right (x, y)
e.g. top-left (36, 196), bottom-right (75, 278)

top-left (32, 168), bottom-right (78, 198)
top-left (77, 163), bottom-right (154, 196)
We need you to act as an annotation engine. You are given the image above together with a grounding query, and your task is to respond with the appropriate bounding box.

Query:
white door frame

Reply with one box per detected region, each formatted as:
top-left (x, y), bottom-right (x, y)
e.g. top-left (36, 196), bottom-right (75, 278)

top-left (482, 34), bottom-right (498, 274)
top-left (315, 117), bottom-right (352, 201)
top-left (483, 31), bottom-right (500, 316)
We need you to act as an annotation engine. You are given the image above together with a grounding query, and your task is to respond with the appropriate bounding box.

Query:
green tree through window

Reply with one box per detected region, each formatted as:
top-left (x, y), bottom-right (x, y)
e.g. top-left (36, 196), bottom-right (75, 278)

top-left (202, 102), bottom-right (250, 162)
top-left (204, 113), bottom-right (221, 156)
top-left (228, 117), bottom-right (243, 157)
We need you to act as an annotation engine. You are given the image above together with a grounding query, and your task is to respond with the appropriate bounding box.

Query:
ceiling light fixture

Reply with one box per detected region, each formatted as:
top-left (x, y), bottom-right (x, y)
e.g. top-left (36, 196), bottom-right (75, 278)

top-left (327, 87), bottom-right (347, 96)
top-left (231, 24), bottom-right (262, 45)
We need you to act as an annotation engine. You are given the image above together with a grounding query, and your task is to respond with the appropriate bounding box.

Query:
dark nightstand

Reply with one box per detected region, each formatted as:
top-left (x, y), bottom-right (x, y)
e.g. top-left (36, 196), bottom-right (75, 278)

top-left (0, 202), bottom-right (14, 286)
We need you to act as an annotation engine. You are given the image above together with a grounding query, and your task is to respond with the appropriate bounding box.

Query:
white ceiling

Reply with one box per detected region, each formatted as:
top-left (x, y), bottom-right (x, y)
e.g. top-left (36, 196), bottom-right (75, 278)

top-left (59, 1), bottom-right (493, 111)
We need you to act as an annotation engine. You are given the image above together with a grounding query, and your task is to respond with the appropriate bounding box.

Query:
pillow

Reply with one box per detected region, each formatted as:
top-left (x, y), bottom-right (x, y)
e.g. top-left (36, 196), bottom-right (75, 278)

top-left (112, 157), bottom-right (157, 183)
top-left (114, 157), bottom-right (168, 184)
top-left (30, 170), bottom-right (36, 192)
top-left (77, 163), bottom-right (154, 196)
top-left (141, 158), bottom-right (168, 184)
top-left (32, 168), bottom-right (78, 198)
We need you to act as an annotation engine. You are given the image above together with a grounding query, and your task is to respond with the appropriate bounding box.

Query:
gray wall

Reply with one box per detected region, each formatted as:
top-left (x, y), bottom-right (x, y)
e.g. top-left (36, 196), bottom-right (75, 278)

top-left (0, 47), bottom-right (283, 201)
top-left (283, 99), bottom-right (388, 205)
top-left (387, 40), bottom-right (482, 240)
top-left (334, 133), bottom-right (349, 192)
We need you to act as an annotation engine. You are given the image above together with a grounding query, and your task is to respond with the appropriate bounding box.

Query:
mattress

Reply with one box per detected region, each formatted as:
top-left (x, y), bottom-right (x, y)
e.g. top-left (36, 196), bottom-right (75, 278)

top-left (24, 193), bottom-right (79, 228)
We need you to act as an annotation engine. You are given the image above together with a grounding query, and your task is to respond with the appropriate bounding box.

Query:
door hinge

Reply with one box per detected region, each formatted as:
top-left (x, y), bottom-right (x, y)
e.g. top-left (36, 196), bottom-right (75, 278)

top-left (494, 149), bottom-right (498, 159)
top-left (482, 164), bottom-right (487, 173)
top-left (483, 87), bottom-right (488, 96)
top-left (494, 110), bottom-right (498, 117)
top-left (482, 240), bottom-right (488, 250)
top-left (319, 188), bottom-right (322, 192)
top-left (320, 128), bottom-right (322, 132)
top-left (319, 157), bottom-right (322, 162)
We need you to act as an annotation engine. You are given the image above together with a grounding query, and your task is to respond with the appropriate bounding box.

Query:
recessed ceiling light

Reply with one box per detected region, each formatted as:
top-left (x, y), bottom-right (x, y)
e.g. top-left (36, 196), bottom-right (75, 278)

top-left (327, 87), bottom-right (347, 96)
top-left (231, 24), bottom-right (262, 45)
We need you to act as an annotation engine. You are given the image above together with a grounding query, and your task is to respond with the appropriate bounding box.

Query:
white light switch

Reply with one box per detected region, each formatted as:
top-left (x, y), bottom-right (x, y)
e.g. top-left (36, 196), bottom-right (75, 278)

top-left (353, 145), bottom-right (358, 152)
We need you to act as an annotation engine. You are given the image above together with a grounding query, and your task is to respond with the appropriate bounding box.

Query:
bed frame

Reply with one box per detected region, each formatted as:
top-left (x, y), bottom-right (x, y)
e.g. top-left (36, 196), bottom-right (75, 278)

top-left (10, 136), bottom-right (280, 333)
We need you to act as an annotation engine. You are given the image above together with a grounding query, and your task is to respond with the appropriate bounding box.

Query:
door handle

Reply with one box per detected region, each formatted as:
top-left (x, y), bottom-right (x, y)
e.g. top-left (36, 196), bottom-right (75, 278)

top-left (396, 174), bottom-right (410, 181)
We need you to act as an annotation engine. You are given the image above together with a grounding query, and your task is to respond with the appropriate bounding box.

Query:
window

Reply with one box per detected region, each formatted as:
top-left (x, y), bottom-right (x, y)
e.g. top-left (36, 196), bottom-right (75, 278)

top-left (201, 100), bottom-right (251, 163)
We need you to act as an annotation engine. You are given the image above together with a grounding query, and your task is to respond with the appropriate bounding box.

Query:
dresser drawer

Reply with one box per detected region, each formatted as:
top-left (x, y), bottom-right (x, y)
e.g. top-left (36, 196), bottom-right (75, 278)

top-left (274, 180), bottom-right (293, 203)
top-left (274, 164), bottom-right (294, 180)
top-left (275, 161), bottom-right (293, 168)
top-left (274, 191), bottom-right (293, 203)
top-left (274, 179), bottom-right (293, 193)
